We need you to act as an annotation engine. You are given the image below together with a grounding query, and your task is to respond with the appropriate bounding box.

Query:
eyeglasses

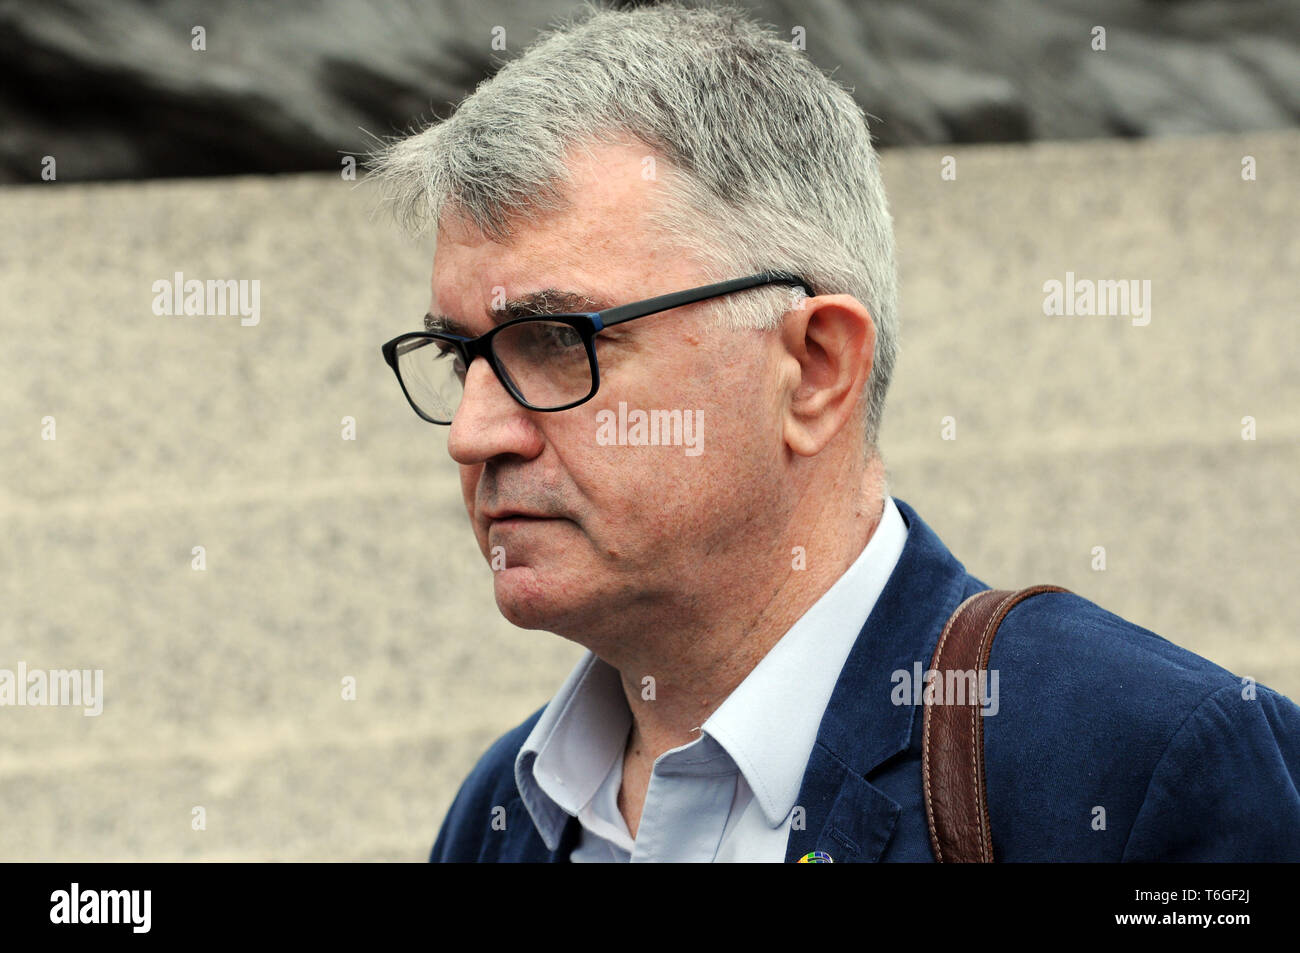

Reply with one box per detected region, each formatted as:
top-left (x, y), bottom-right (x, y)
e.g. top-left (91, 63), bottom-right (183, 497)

top-left (381, 271), bottom-right (814, 424)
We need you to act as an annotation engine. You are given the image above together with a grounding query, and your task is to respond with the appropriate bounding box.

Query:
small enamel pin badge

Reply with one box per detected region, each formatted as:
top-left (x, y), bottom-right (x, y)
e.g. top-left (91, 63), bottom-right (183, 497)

top-left (797, 850), bottom-right (833, 863)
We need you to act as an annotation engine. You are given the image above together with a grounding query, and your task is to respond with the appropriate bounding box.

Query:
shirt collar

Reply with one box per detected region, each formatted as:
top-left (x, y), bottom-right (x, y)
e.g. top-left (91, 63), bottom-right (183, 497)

top-left (516, 652), bottom-right (629, 850)
top-left (702, 495), bottom-right (908, 826)
top-left (515, 496), bottom-right (909, 847)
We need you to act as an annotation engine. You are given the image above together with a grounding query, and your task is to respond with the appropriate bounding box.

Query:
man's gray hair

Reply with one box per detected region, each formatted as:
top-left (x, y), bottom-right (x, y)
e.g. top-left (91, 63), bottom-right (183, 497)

top-left (369, 1), bottom-right (899, 451)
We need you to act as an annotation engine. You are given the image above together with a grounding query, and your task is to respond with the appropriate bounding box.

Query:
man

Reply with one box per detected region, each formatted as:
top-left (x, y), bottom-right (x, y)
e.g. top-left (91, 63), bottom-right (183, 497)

top-left (370, 3), bottom-right (1300, 861)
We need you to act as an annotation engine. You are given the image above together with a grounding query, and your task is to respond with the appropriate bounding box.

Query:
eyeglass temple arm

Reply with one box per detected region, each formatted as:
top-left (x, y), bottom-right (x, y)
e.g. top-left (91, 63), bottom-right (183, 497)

top-left (597, 271), bottom-right (814, 328)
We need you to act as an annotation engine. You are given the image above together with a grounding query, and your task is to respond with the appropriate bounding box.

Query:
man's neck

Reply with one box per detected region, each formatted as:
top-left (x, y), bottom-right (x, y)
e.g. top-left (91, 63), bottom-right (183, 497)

top-left (614, 459), bottom-right (888, 777)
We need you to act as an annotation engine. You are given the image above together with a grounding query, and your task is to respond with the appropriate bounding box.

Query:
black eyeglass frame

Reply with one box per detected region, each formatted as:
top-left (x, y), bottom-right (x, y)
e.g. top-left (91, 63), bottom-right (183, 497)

top-left (381, 270), bottom-right (816, 424)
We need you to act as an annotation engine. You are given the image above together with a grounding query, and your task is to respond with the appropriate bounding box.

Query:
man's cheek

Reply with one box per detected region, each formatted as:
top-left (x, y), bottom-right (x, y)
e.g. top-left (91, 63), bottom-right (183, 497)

top-left (458, 471), bottom-right (480, 534)
top-left (628, 490), bottom-right (697, 547)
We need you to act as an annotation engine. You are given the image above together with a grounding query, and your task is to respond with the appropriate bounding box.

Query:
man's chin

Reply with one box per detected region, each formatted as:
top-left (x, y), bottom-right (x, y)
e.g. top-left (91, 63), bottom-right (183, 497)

top-left (492, 565), bottom-right (587, 632)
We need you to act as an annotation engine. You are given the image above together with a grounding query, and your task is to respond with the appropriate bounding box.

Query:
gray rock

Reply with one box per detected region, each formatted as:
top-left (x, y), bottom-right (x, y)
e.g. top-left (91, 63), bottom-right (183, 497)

top-left (1, 0), bottom-right (1297, 183)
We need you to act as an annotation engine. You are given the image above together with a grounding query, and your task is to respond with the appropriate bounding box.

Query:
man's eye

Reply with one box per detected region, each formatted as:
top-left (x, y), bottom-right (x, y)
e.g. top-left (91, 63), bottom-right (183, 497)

top-left (431, 340), bottom-right (467, 379)
top-left (540, 323), bottom-right (582, 349)
top-left (517, 322), bottom-right (582, 356)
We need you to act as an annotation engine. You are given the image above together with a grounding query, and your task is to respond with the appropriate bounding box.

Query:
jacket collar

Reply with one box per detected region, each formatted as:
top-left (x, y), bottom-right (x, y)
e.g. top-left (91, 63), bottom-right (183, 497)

top-left (783, 498), bottom-right (975, 862)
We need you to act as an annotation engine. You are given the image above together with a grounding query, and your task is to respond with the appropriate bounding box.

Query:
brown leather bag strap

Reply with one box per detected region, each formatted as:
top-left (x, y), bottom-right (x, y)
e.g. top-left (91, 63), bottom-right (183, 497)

top-left (922, 584), bottom-right (1070, 862)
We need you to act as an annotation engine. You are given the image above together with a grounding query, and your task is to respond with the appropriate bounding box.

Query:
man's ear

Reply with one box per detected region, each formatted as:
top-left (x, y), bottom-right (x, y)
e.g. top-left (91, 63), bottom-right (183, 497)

top-left (779, 294), bottom-right (876, 457)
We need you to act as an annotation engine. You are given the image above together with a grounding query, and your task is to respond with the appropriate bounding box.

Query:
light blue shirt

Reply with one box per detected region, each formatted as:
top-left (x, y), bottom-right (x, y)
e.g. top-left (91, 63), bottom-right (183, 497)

top-left (514, 495), bottom-right (909, 862)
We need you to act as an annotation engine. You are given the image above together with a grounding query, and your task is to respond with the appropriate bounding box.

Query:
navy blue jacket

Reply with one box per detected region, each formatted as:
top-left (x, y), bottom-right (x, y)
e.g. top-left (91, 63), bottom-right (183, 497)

top-left (431, 499), bottom-right (1300, 861)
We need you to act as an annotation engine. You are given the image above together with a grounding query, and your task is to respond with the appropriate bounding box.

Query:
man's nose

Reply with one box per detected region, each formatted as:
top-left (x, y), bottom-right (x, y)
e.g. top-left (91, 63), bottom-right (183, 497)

top-left (446, 356), bottom-right (545, 465)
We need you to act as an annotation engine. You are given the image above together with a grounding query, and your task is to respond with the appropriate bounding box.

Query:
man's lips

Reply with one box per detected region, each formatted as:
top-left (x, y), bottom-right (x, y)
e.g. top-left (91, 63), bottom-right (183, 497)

top-left (482, 509), bottom-right (562, 524)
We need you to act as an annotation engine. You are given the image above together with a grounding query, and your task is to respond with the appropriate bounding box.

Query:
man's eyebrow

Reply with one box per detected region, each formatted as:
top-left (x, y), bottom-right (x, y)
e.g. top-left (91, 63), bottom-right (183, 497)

top-left (424, 312), bottom-right (468, 335)
top-left (425, 288), bottom-right (612, 336)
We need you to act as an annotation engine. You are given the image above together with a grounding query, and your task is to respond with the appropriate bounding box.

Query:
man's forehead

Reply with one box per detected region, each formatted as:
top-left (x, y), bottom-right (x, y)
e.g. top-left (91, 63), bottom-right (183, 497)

top-left (431, 139), bottom-right (673, 319)
top-left (429, 227), bottom-right (620, 334)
